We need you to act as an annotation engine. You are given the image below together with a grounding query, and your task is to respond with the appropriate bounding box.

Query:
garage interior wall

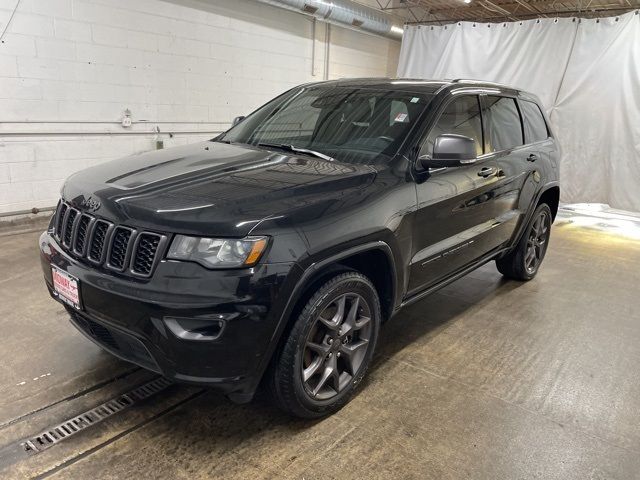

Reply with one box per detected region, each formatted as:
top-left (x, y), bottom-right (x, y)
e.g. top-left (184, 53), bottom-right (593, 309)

top-left (0, 0), bottom-right (401, 215)
top-left (398, 11), bottom-right (640, 212)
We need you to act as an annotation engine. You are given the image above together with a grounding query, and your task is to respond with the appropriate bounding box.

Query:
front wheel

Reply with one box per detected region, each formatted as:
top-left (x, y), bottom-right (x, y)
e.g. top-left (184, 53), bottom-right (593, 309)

top-left (269, 272), bottom-right (381, 418)
top-left (496, 203), bottom-right (552, 281)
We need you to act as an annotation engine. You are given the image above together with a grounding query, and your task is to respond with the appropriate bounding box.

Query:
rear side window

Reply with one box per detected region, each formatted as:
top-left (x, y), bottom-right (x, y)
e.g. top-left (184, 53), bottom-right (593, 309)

top-left (423, 95), bottom-right (483, 157)
top-left (484, 96), bottom-right (523, 152)
top-left (520, 100), bottom-right (549, 143)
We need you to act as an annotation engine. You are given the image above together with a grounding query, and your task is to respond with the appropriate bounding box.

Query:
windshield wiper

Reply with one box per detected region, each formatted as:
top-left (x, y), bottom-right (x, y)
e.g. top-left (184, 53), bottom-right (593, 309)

top-left (257, 142), bottom-right (334, 162)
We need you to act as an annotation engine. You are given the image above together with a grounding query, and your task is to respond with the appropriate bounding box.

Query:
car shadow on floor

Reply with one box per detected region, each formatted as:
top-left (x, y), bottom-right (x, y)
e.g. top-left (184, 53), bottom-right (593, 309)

top-left (358, 270), bottom-right (523, 389)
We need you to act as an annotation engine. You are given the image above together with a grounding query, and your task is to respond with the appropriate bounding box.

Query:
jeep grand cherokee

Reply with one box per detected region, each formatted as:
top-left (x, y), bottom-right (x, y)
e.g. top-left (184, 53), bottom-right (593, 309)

top-left (40, 78), bottom-right (560, 418)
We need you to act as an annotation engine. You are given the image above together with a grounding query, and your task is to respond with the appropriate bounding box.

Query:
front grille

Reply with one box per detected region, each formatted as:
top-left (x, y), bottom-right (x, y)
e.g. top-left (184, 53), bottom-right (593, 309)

top-left (53, 200), bottom-right (167, 278)
top-left (88, 220), bottom-right (110, 263)
top-left (63, 209), bottom-right (78, 247)
top-left (132, 233), bottom-right (162, 276)
top-left (73, 215), bottom-right (92, 255)
top-left (108, 227), bottom-right (133, 271)
top-left (55, 202), bottom-right (68, 238)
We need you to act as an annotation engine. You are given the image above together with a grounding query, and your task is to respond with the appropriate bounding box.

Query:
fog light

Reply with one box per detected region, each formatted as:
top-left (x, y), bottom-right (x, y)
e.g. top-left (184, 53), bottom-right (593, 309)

top-left (164, 316), bottom-right (226, 341)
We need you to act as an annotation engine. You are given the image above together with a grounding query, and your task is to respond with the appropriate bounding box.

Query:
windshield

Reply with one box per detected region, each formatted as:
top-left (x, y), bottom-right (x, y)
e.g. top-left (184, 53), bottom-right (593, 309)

top-left (219, 86), bottom-right (432, 165)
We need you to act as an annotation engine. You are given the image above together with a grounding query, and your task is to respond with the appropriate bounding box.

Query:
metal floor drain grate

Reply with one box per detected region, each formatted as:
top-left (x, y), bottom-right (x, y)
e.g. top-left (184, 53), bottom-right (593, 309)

top-left (21, 377), bottom-right (172, 455)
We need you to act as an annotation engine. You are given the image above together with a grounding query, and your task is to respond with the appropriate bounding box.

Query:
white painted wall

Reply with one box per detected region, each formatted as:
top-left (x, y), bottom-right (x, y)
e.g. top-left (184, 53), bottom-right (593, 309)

top-left (0, 0), bottom-right (400, 215)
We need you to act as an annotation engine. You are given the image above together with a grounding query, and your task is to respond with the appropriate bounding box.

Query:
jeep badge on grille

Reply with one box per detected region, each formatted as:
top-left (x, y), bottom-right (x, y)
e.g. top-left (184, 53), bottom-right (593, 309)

top-left (80, 197), bottom-right (101, 211)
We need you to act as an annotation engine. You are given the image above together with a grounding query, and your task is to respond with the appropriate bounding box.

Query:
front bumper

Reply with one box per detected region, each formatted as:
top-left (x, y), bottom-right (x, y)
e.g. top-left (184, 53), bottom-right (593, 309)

top-left (39, 231), bottom-right (300, 399)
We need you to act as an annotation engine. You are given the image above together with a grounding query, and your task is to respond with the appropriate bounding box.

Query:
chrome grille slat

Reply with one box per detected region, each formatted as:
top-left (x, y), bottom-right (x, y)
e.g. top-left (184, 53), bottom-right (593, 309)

top-left (53, 200), bottom-right (164, 277)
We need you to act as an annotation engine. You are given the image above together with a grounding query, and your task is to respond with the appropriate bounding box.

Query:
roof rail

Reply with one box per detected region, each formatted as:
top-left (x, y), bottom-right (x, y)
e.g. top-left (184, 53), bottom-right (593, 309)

top-left (450, 78), bottom-right (513, 88)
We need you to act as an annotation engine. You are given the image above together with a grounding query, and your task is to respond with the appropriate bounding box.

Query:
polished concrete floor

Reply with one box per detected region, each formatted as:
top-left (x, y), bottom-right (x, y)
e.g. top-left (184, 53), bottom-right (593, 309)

top-left (1, 208), bottom-right (639, 479)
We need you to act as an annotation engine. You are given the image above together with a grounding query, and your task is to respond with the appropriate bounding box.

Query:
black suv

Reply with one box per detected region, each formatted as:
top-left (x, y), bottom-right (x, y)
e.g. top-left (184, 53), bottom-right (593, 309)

top-left (40, 78), bottom-right (559, 418)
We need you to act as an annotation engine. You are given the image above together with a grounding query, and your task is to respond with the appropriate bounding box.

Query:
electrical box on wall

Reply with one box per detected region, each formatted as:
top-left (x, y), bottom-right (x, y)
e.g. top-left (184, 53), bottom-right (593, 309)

top-left (121, 109), bottom-right (132, 128)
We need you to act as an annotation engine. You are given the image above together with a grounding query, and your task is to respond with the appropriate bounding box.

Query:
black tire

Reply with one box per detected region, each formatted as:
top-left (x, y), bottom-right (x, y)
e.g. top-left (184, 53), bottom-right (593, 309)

top-left (496, 203), bottom-right (552, 281)
top-left (269, 272), bottom-right (381, 418)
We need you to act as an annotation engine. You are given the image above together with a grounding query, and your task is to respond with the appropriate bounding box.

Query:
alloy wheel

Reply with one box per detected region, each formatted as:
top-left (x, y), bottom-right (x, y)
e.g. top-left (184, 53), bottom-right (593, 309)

top-left (301, 293), bottom-right (373, 400)
top-left (525, 210), bottom-right (550, 274)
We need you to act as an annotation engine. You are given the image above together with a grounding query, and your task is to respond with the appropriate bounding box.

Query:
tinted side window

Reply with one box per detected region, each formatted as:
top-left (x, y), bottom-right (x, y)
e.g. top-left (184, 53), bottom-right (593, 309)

top-left (423, 95), bottom-right (483, 157)
top-left (520, 100), bottom-right (548, 143)
top-left (484, 96), bottom-right (523, 152)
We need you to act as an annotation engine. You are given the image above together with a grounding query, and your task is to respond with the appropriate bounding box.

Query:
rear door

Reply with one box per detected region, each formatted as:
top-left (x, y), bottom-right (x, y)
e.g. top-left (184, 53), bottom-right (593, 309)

top-left (478, 94), bottom-right (532, 247)
top-left (519, 97), bottom-right (555, 189)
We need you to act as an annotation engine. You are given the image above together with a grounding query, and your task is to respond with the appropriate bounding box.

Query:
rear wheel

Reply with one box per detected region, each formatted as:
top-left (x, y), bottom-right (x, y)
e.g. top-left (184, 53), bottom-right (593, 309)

top-left (496, 203), bottom-right (552, 281)
top-left (269, 272), bottom-right (380, 418)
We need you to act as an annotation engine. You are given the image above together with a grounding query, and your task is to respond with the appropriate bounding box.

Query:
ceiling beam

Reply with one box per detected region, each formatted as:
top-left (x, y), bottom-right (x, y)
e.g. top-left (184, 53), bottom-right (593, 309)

top-left (424, 0), bottom-right (637, 15)
top-left (405, 4), bottom-right (638, 23)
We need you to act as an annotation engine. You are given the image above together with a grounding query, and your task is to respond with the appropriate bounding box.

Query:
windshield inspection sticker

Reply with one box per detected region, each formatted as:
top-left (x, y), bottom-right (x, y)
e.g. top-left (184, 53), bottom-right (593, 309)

top-left (410, 97), bottom-right (420, 103)
top-left (394, 113), bottom-right (408, 123)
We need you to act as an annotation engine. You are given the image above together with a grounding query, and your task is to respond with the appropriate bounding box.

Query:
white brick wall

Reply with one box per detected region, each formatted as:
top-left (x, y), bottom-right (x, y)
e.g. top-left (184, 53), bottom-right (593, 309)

top-left (0, 0), bottom-right (400, 214)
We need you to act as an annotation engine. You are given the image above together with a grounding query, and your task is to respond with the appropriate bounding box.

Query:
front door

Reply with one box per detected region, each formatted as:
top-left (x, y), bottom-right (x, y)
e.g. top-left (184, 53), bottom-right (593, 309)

top-left (408, 94), bottom-right (507, 294)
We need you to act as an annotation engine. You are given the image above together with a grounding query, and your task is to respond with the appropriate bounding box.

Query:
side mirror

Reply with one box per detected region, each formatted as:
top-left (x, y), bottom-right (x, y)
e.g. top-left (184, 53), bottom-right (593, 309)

top-left (232, 115), bottom-right (245, 127)
top-left (419, 134), bottom-right (478, 169)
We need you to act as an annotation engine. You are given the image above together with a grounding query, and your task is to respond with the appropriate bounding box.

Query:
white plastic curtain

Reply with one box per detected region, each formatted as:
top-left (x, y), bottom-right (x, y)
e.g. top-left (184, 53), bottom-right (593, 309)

top-left (397, 12), bottom-right (640, 212)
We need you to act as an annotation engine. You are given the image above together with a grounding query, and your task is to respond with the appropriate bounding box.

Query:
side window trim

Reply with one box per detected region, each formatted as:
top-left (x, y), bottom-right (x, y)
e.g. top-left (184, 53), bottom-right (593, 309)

top-left (515, 97), bottom-right (525, 146)
top-left (537, 102), bottom-right (551, 139)
top-left (478, 95), bottom-right (486, 155)
top-left (479, 95), bottom-right (495, 154)
top-left (479, 93), bottom-right (489, 154)
top-left (517, 98), bottom-right (533, 145)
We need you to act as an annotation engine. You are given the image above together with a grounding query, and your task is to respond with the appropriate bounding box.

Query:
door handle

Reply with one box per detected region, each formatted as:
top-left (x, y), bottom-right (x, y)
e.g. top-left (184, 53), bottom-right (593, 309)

top-left (527, 154), bottom-right (538, 162)
top-left (477, 166), bottom-right (498, 178)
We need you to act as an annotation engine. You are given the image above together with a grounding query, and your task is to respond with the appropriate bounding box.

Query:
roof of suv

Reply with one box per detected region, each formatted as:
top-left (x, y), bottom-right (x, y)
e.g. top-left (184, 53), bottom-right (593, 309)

top-left (304, 77), bottom-right (522, 95)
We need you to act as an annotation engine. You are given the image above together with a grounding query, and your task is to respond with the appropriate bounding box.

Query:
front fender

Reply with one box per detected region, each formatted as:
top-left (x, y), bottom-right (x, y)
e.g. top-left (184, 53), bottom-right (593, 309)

top-left (245, 238), bottom-right (400, 397)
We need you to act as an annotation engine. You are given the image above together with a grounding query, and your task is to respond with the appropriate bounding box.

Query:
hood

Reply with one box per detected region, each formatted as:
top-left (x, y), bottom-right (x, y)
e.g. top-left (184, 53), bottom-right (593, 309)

top-left (61, 141), bottom-right (377, 237)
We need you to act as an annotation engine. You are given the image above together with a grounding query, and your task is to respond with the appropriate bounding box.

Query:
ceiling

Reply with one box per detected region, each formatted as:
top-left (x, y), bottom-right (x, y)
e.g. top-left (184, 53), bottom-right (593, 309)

top-left (369, 0), bottom-right (640, 24)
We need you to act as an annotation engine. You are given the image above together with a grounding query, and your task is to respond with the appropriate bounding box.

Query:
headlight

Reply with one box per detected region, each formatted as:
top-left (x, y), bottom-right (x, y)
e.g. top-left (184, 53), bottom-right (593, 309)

top-left (167, 235), bottom-right (268, 268)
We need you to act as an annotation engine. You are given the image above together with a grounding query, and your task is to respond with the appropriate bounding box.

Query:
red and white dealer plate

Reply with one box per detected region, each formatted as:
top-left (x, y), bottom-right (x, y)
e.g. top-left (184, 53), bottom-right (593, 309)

top-left (51, 265), bottom-right (81, 310)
